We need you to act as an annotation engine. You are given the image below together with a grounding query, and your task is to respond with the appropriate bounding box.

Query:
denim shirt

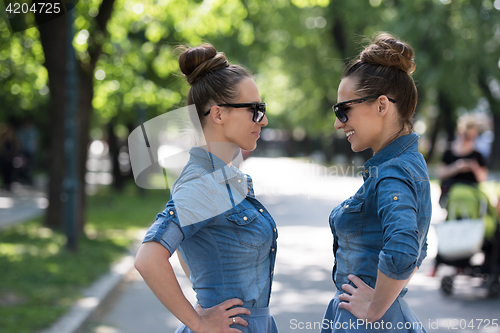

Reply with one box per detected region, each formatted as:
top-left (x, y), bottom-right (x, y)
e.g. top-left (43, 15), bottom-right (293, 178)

top-left (330, 133), bottom-right (432, 290)
top-left (143, 147), bottom-right (278, 309)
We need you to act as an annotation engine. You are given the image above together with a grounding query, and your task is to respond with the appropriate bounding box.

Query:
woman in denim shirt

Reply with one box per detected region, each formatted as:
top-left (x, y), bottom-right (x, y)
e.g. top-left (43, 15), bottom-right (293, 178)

top-left (134, 44), bottom-right (278, 333)
top-left (322, 34), bottom-right (431, 332)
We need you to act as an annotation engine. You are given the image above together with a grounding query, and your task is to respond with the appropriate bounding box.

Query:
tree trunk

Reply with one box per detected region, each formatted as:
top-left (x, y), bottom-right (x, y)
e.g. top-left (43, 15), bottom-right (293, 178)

top-left (477, 70), bottom-right (500, 169)
top-left (426, 92), bottom-right (455, 163)
top-left (490, 114), bottom-right (500, 170)
top-left (36, 14), bottom-right (67, 229)
top-left (107, 118), bottom-right (126, 191)
top-left (36, 0), bottom-right (116, 231)
top-left (76, 67), bottom-right (94, 231)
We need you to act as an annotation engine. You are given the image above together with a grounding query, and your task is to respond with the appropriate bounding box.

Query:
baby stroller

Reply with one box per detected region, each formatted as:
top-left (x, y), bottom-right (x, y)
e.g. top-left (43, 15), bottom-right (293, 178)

top-left (434, 183), bottom-right (500, 298)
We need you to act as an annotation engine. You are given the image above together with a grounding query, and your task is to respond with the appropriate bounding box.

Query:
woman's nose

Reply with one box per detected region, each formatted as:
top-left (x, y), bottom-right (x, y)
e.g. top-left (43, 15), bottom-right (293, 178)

top-left (334, 117), bottom-right (344, 130)
top-left (259, 115), bottom-right (269, 127)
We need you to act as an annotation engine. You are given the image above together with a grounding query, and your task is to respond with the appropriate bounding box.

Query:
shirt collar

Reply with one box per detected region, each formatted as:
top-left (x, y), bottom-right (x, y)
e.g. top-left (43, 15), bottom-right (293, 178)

top-left (189, 146), bottom-right (240, 183)
top-left (363, 132), bottom-right (420, 180)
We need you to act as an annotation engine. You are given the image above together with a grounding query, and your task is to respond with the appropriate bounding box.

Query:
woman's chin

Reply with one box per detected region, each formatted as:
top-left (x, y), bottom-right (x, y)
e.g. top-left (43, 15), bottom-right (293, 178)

top-left (239, 142), bottom-right (257, 151)
top-left (350, 142), bottom-right (368, 153)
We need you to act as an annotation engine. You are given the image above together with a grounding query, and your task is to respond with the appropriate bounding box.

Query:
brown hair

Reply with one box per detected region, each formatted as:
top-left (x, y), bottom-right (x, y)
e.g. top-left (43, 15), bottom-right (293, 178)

top-left (177, 43), bottom-right (251, 127)
top-left (343, 33), bottom-right (417, 131)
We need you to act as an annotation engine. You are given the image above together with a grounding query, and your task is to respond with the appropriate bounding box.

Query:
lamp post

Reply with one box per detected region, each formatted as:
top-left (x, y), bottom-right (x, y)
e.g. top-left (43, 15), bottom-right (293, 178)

top-left (63, 0), bottom-right (80, 251)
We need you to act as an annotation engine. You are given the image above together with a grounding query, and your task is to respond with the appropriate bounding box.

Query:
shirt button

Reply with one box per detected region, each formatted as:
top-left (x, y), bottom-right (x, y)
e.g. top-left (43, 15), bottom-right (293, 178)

top-left (271, 248), bottom-right (275, 252)
top-left (237, 179), bottom-right (242, 183)
top-left (271, 270), bottom-right (274, 274)
top-left (169, 211), bottom-right (174, 215)
top-left (243, 216), bottom-right (248, 221)
top-left (273, 228), bottom-right (277, 232)
top-left (345, 205), bottom-right (349, 208)
top-left (365, 169), bottom-right (369, 173)
top-left (259, 209), bottom-right (264, 213)
top-left (394, 196), bottom-right (398, 200)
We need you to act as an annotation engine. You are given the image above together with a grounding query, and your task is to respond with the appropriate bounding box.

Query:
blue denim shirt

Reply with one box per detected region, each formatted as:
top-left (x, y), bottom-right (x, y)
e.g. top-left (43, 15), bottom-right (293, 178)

top-left (330, 133), bottom-right (432, 290)
top-left (143, 147), bottom-right (278, 309)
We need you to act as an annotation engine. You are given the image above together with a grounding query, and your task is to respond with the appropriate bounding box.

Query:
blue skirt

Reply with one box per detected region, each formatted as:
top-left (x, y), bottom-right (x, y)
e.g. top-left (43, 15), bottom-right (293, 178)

top-left (175, 307), bottom-right (278, 333)
top-left (321, 289), bottom-right (426, 333)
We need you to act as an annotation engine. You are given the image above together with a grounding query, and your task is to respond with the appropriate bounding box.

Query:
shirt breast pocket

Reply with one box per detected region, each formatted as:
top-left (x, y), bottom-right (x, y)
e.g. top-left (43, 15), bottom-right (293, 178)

top-left (226, 208), bottom-right (270, 249)
top-left (335, 197), bottom-right (364, 239)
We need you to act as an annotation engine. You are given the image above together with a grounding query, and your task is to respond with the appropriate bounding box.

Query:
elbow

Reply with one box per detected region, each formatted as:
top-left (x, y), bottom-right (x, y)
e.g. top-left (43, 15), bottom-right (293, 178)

top-left (379, 250), bottom-right (418, 280)
top-left (134, 249), bottom-right (148, 275)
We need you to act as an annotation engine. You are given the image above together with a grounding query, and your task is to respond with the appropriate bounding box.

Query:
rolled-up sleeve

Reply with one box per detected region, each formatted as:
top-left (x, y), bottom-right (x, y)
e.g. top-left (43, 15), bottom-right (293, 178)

top-left (375, 164), bottom-right (420, 280)
top-left (416, 239), bottom-right (428, 268)
top-left (143, 202), bottom-right (184, 254)
top-left (142, 176), bottom-right (218, 254)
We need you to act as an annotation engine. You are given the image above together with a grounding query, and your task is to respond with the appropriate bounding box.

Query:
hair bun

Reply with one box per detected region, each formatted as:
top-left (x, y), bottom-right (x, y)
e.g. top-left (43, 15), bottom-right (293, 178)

top-left (360, 33), bottom-right (416, 75)
top-left (178, 43), bottom-right (229, 85)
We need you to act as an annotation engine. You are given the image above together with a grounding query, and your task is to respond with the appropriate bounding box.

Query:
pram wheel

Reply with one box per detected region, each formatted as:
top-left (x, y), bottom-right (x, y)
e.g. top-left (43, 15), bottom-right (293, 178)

top-left (441, 276), bottom-right (454, 296)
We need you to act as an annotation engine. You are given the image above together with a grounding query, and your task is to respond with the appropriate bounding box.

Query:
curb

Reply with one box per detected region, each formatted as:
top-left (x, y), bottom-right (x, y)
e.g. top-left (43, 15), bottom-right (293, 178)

top-left (40, 232), bottom-right (144, 333)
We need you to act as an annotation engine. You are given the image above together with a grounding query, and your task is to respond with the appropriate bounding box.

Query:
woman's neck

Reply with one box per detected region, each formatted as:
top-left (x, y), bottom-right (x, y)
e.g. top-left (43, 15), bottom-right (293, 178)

top-left (205, 142), bottom-right (239, 166)
top-left (373, 125), bottom-right (410, 154)
top-left (452, 138), bottom-right (474, 155)
top-left (202, 129), bottom-right (239, 166)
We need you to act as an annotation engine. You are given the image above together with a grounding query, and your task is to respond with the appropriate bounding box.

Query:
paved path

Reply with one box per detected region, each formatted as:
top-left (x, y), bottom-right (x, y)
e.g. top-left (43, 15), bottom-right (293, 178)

top-left (82, 157), bottom-right (500, 333)
top-left (0, 184), bottom-right (47, 229)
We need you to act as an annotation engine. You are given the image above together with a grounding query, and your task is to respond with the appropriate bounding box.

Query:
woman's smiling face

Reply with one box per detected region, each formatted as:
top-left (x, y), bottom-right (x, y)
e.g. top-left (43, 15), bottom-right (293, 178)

top-left (334, 77), bottom-right (385, 153)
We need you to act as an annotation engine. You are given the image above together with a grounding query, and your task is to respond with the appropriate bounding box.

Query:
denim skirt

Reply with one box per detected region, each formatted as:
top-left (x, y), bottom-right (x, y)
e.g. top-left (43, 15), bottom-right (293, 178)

top-left (174, 307), bottom-right (278, 333)
top-left (321, 289), bottom-right (426, 333)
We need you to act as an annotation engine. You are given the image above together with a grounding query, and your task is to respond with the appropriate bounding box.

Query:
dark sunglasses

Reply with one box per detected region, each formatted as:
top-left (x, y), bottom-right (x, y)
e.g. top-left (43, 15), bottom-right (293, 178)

top-left (333, 95), bottom-right (396, 123)
top-left (203, 103), bottom-right (267, 123)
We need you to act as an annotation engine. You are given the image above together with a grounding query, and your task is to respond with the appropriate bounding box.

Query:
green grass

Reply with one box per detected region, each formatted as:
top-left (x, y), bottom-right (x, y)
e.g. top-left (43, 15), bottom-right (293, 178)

top-left (0, 184), bottom-right (169, 333)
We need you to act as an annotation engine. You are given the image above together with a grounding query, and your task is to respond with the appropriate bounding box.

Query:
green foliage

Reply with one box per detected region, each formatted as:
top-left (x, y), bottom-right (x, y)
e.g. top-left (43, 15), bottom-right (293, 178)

top-left (0, 17), bottom-right (49, 124)
top-left (2, 0), bottom-right (500, 137)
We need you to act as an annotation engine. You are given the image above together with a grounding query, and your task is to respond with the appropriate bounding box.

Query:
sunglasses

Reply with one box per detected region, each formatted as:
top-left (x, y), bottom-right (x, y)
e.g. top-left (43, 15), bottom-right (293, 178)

top-left (203, 103), bottom-right (267, 123)
top-left (333, 95), bottom-right (397, 123)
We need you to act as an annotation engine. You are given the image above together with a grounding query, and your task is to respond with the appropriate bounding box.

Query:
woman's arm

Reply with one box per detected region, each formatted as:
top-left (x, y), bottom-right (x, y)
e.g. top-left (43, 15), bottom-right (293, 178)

top-left (338, 269), bottom-right (413, 322)
top-left (177, 250), bottom-right (190, 279)
top-left (470, 161), bottom-right (488, 183)
top-left (135, 242), bottom-right (250, 333)
top-left (437, 160), bottom-right (471, 181)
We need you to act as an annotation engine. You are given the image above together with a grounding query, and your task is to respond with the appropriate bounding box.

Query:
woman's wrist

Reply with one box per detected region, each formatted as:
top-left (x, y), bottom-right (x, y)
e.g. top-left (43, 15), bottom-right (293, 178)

top-left (366, 304), bottom-right (383, 322)
top-left (190, 315), bottom-right (204, 333)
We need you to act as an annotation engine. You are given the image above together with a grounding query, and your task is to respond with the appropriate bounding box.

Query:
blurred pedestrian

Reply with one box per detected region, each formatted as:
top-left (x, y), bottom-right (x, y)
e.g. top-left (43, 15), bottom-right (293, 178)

top-left (430, 116), bottom-right (490, 277)
top-left (16, 117), bottom-right (39, 185)
top-left (438, 116), bottom-right (487, 208)
top-left (134, 43), bottom-right (278, 333)
top-left (0, 123), bottom-right (18, 191)
top-left (323, 33), bottom-right (430, 332)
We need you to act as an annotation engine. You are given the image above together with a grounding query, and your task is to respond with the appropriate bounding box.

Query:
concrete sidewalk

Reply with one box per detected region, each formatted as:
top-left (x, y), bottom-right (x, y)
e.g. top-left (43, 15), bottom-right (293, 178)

top-left (0, 183), bottom-right (47, 229)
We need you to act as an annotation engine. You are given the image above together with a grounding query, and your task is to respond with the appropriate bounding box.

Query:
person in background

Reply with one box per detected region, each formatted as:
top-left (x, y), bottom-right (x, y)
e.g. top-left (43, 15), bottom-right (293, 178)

top-left (438, 116), bottom-right (488, 208)
top-left (430, 116), bottom-right (489, 277)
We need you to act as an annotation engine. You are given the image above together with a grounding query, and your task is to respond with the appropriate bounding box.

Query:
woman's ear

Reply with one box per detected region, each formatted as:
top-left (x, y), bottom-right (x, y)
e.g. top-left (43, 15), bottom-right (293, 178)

top-left (209, 105), bottom-right (224, 125)
top-left (377, 96), bottom-right (390, 117)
